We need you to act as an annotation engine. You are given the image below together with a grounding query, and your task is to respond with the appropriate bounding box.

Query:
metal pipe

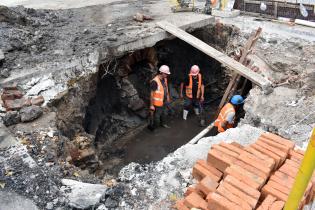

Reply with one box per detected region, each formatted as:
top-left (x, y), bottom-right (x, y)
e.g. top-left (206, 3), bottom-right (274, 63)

top-left (284, 128), bottom-right (315, 210)
top-left (188, 122), bottom-right (214, 144)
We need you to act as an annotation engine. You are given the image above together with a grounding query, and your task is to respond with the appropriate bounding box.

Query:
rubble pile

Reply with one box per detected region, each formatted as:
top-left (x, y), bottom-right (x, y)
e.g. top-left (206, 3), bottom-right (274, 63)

top-left (1, 83), bottom-right (44, 126)
top-left (176, 132), bottom-right (314, 210)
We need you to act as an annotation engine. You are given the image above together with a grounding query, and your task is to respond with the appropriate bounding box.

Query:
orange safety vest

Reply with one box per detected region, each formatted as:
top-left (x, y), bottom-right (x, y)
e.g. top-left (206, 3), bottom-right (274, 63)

top-left (151, 76), bottom-right (168, 107)
top-left (214, 103), bottom-right (235, 133)
top-left (186, 74), bottom-right (202, 99)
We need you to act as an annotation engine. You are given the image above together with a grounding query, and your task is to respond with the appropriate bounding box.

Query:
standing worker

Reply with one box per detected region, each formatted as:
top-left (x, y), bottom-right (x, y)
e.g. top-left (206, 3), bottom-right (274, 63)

top-left (180, 65), bottom-right (205, 121)
top-left (214, 95), bottom-right (244, 133)
top-left (149, 65), bottom-right (171, 130)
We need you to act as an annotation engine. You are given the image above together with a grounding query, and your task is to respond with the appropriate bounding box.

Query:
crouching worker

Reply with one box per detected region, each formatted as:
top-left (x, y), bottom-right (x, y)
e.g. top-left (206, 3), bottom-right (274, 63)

top-left (149, 65), bottom-right (171, 130)
top-left (180, 65), bottom-right (205, 120)
top-left (214, 95), bottom-right (244, 133)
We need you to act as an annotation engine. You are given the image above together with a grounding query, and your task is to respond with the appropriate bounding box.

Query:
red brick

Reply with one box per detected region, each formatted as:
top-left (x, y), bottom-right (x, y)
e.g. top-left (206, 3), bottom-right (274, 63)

top-left (207, 192), bottom-right (242, 210)
top-left (257, 195), bottom-right (277, 210)
top-left (285, 159), bottom-right (301, 169)
top-left (31, 95), bottom-right (44, 106)
top-left (216, 184), bottom-right (252, 210)
top-left (255, 141), bottom-right (287, 163)
top-left (238, 152), bottom-right (272, 176)
top-left (207, 149), bottom-right (236, 172)
top-left (195, 176), bottom-right (218, 196)
top-left (221, 181), bottom-right (259, 208)
top-left (267, 180), bottom-right (291, 195)
top-left (183, 192), bottom-right (208, 210)
top-left (219, 142), bottom-right (244, 155)
top-left (175, 199), bottom-right (190, 210)
top-left (259, 137), bottom-right (290, 153)
top-left (260, 132), bottom-right (295, 149)
top-left (192, 163), bottom-right (220, 182)
top-left (2, 89), bottom-right (22, 101)
top-left (4, 98), bottom-right (31, 111)
top-left (212, 144), bottom-right (240, 159)
top-left (273, 171), bottom-right (295, 186)
top-left (244, 146), bottom-right (276, 170)
top-left (251, 144), bottom-right (281, 169)
top-left (229, 164), bottom-right (265, 187)
top-left (270, 201), bottom-right (285, 210)
top-left (225, 166), bottom-right (261, 190)
top-left (270, 175), bottom-right (294, 190)
top-left (295, 149), bottom-right (305, 156)
top-left (2, 83), bottom-right (18, 91)
top-left (231, 142), bottom-right (244, 149)
top-left (262, 184), bottom-right (288, 201)
top-left (196, 159), bottom-right (223, 178)
top-left (279, 164), bottom-right (298, 178)
top-left (224, 175), bottom-right (261, 200)
top-left (233, 160), bottom-right (267, 180)
top-left (289, 150), bottom-right (304, 160)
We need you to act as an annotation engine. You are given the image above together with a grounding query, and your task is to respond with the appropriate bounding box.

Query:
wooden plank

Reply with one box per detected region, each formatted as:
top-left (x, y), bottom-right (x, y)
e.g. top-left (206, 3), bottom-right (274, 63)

top-left (216, 28), bottom-right (262, 113)
top-left (157, 21), bottom-right (272, 90)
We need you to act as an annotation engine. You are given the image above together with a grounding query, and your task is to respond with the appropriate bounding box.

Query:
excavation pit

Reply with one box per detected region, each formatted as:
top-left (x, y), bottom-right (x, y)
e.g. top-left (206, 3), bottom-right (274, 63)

top-left (57, 24), bottom-right (252, 177)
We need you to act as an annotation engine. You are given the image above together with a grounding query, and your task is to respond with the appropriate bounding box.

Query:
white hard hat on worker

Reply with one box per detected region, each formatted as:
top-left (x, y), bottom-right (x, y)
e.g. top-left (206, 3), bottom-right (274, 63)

top-left (190, 65), bottom-right (200, 76)
top-left (159, 65), bottom-right (171, 75)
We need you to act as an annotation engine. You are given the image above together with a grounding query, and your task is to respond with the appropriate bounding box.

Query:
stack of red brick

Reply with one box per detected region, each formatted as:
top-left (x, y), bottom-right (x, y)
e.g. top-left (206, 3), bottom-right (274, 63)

top-left (1, 83), bottom-right (44, 111)
top-left (175, 132), bottom-right (315, 210)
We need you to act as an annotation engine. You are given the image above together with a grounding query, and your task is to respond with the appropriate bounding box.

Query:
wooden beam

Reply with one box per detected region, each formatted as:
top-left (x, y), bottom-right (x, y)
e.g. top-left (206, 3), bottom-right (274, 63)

top-left (157, 21), bottom-right (272, 92)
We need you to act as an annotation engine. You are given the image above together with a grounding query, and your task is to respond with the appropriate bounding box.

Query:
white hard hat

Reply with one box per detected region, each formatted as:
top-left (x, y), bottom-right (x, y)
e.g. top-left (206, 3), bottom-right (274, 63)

top-left (159, 65), bottom-right (171, 75)
top-left (190, 65), bottom-right (200, 76)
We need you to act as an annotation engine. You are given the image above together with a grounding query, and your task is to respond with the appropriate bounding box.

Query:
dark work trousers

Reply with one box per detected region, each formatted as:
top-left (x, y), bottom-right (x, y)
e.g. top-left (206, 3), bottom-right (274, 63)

top-left (153, 105), bottom-right (168, 128)
top-left (183, 97), bottom-right (201, 111)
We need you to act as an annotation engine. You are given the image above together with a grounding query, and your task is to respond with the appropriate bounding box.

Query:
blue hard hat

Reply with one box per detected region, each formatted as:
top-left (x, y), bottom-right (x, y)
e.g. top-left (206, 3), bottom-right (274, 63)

top-left (231, 95), bottom-right (244, 105)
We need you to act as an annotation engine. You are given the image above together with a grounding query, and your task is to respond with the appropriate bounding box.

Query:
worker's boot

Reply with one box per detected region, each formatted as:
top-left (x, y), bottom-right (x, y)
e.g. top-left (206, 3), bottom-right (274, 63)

top-left (194, 108), bottom-right (200, 115)
top-left (183, 110), bottom-right (189, 120)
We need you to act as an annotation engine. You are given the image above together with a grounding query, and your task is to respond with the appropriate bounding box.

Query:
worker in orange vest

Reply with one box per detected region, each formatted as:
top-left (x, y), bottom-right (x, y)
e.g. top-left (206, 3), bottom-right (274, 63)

top-left (180, 65), bottom-right (205, 121)
top-left (149, 65), bottom-right (171, 130)
top-left (214, 95), bottom-right (244, 133)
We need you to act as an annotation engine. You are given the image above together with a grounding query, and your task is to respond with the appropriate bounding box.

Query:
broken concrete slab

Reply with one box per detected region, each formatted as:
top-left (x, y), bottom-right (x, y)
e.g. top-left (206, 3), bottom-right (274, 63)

top-left (61, 179), bottom-right (107, 209)
top-left (0, 49), bottom-right (4, 61)
top-left (0, 191), bottom-right (39, 210)
top-left (211, 9), bottom-right (240, 18)
top-left (0, 123), bottom-right (17, 148)
top-left (2, 111), bottom-right (21, 126)
top-left (20, 105), bottom-right (43, 122)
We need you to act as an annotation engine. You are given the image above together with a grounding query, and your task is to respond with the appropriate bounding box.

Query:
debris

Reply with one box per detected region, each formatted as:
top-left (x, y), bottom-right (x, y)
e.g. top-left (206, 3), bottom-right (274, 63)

top-left (2, 111), bottom-right (21, 126)
top-left (107, 37), bottom-right (117, 41)
top-left (0, 182), bottom-right (5, 188)
top-left (61, 179), bottom-right (107, 209)
top-left (0, 49), bottom-right (4, 61)
top-left (133, 13), bottom-right (153, 22)
top-left (4, 98), bottom-right (31, 111)
top-left (31, 96), bottom-right (44, 106)
top-left (20, 105), bottom-right (43, 122)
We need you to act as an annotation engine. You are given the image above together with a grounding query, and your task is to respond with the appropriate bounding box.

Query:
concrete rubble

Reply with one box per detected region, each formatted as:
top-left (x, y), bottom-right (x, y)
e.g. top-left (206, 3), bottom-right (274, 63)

top-left (0, 0), bottom-right (314, 210)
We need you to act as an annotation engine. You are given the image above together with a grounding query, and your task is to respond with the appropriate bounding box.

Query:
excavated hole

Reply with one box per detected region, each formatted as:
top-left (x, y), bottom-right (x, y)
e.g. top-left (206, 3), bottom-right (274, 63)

top-left (56, 25), bottom-right (252, 177)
